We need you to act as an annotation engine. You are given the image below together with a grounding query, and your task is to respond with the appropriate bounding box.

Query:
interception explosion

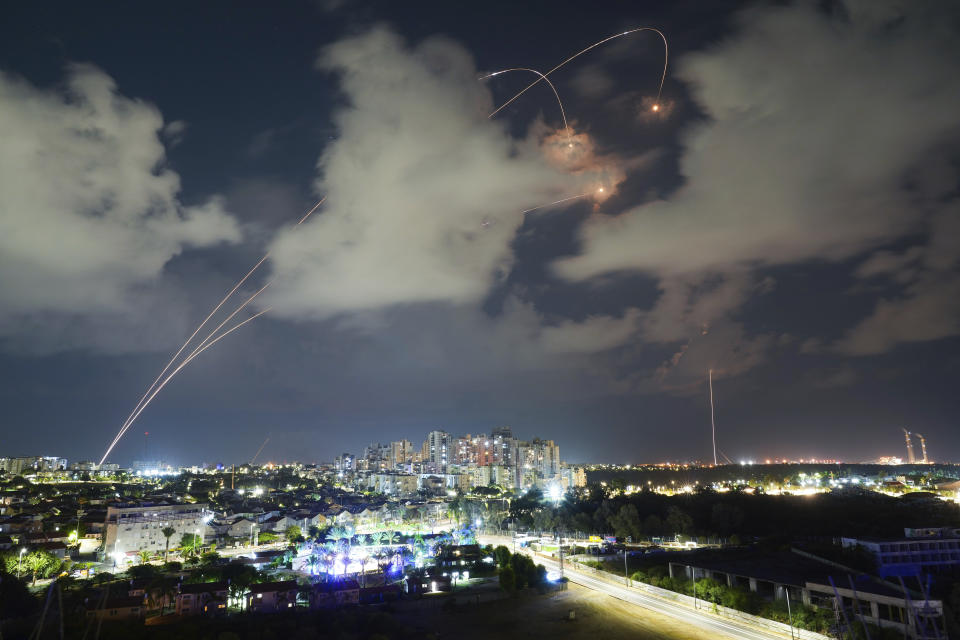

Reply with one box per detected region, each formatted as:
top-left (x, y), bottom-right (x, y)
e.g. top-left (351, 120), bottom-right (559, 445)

top-left (99, 27), bottom-right (672, 463)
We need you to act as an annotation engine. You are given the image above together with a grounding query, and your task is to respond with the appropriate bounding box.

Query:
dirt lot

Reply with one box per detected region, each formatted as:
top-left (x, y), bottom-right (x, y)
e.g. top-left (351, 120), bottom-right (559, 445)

top-left (392, 582), bottom-right (741, 640)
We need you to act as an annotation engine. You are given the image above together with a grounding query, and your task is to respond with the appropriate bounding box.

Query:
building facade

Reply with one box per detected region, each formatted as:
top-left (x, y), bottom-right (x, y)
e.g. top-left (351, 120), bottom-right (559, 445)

top-left (104, 502), bottom-right (210, 561)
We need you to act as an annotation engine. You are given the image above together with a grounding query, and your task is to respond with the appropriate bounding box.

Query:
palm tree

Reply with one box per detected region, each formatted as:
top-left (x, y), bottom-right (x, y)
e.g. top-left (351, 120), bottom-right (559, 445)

top-left (329, 525), bottom-right (346, 544)
top-left (359, 552), bottom-right (370, 587)
top-left (24, 551), bottom-right (51, 586)
top-left (376, 531), bottom-right (390, 550)
top-left (138, 550), bottom-right (152, 565)
top-left (161, 526), bottom-right (176, 564)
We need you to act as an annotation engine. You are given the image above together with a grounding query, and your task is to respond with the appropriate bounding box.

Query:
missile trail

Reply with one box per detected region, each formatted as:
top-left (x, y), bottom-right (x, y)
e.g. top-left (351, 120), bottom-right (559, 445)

top-left (482, 67), bottom-right (570, 140)
top-left (105, 308), bottom-right (271, 460)
top-left (251, 436), bottom-right (270, 464)
top-left (99, 198), bottom-right (325, 465)
top-left (489, 27), bottom-right (669, 120)
top-left (521, 192), bottom-right (590, 214)
top-left (100, 281), bottom-right (275, 459)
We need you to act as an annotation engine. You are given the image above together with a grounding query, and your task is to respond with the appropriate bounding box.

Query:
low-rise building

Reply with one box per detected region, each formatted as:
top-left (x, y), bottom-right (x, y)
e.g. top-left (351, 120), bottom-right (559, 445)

top-left (176, 582), bottom-right (229, 616)
top-left (86, 596), bottom-right (145, 621)
top-left (247, 580), bottom-right (298, 613)
top-left (842, 528), bottom-right (960, 577)
top-left (310, 579), bottom-right (360, 608)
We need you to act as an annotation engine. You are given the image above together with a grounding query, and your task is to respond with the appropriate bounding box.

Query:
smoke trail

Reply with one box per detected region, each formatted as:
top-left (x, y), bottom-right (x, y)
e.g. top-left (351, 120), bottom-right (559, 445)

top-left (521, 192), bottom-right (591, 214)
top-left (100, 281), bottom-right (275, 460)
top-left (99, 198), bottom-right (325, 465)
top-left (709, 369), bottom-right (718, 466)
top-left (489, 27), bottom-right (669, 119)
top-left (100, 309), bottom-right (271, 464)
top-left (481, 67), bottom-right (570, 139)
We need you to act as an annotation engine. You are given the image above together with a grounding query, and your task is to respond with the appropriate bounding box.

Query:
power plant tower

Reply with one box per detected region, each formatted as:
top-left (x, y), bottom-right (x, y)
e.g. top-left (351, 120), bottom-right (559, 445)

top-left (902, 428), bottom-right (916, 464)
top-left (916, 433), bottom-right (928, 463)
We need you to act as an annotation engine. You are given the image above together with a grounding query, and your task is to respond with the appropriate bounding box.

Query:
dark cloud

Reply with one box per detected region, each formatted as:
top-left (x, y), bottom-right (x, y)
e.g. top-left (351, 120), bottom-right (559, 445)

top-left (556, 0), bottom-right (960, 363)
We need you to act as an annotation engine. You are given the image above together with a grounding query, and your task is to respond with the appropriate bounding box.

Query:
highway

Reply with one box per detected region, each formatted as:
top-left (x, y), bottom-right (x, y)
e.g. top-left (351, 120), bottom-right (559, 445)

top-left (480, 535), bottom-right (798, 640)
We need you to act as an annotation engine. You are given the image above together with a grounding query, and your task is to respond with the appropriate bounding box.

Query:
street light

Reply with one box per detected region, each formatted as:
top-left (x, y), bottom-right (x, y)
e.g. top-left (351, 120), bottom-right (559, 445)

top-left (18, 547), bottom-right (27, 579)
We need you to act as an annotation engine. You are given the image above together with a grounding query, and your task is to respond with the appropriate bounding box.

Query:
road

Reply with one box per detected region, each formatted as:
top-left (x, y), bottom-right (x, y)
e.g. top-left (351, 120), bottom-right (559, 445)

top-left (480, 535), bottom-right (796, 640)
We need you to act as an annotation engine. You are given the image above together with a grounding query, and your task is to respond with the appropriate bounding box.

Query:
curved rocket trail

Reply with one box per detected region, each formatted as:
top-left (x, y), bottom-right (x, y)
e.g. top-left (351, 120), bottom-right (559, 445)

top-left (489, 27), bottom-right (669, 120)
top-left (481, 67), bottom-right (570, 138)
top-left (99, 198), bottom-right (325, 465)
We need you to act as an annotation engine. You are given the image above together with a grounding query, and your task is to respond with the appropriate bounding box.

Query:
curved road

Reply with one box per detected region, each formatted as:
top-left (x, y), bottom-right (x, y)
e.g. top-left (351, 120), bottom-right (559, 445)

top-left (480, 535), bottom-right (797, 640)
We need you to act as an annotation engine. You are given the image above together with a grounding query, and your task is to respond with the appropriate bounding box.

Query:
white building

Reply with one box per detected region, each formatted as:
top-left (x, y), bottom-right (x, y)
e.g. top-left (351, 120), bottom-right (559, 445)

top-left (104, 502), bottom-right (210, 561)
top-left (0, 456), bottom-right (67, 475)
top-left (426, 430), bottom-right (450, 469)
top-left (368, 472), bottom-right (418, 497)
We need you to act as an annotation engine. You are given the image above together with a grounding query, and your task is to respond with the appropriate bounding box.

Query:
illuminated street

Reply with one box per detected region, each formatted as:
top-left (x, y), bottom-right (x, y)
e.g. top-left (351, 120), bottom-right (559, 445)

top-left (481, 535), bottom-right (798, 640)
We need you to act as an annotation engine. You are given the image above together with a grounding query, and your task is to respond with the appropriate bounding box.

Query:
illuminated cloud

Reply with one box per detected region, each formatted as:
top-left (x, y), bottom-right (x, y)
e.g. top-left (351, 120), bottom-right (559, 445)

top-left (554, 0), bottom-right (960, 362)
top-left (265, 28), bottom-right (610, 318)
top-left (0, 64), bottom-right (240, 349)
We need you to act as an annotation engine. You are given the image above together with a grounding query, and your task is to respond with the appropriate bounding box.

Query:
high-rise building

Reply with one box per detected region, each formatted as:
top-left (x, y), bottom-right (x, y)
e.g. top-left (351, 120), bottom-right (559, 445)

top-left (362, 443), bottom-right (391, 471)
top-left (334, 453), bottom-right (355, 472)
top-left (389, 439), bottom-right (413, 469)
top-left (426, 430), bottom-right (450, 470)
top-left (512, 438), bottom-right (560, 488)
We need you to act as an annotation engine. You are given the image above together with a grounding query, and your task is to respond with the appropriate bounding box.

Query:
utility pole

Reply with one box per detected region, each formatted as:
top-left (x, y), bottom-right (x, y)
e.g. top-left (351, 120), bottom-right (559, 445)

top-left (786, 589), bottom-right (796, 640)
top-left (624, 548), bottom-right (629, 585)
top-left (689, 565), bottom-right (698, 609)
top-left (558, 530), bottom-right (564, 580)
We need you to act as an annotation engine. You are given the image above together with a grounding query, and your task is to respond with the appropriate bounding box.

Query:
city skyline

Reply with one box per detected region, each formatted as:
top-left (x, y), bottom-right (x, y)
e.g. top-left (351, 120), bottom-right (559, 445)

top-left (1, 1), bottom-right (959, 465)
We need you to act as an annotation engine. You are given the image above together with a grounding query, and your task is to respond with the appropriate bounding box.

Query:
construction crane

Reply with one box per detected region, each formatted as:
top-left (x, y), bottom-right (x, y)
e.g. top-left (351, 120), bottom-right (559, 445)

top-left (902, 428), bottom-right (916, 464)
top-left (915, 433), bottom-right (928, 464)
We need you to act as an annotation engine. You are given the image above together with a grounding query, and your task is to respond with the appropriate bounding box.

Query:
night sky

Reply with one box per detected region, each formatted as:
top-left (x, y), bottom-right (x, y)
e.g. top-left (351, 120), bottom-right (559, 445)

top-left (1, 1), bottom-right (958, 466)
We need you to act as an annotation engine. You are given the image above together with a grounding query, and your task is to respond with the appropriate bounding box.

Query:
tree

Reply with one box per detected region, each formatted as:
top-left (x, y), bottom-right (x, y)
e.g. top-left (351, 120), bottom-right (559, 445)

top-left (493, 545), bottom-right (512, 568)
top-left (285, 525), bottom-right (303, 543)
top-left (179, 532), bottom-right (202, 556)
top-left (138, 550), bottom-right (152, 566)
top-left (665, 506), bottom-right (694, 536)
top-left (126, 564), bottom-right (160, 580)
top-left (24, 550), bottom-right (55, 586)
top-left (710, 504), bottom-right (744, 536)
top-left (609, 504), bottom-right (642, 541)
top-left (161, 526), bottom-right (176, 563)
top-left (498, 565), bottom-right (516, 593)
top-left (642, 514), bottom-right (663, 537)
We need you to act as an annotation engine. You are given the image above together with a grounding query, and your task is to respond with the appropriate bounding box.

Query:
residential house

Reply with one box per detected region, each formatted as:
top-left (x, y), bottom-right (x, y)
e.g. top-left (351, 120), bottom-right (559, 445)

top-left (86, 596), bottom-right (145, 621)
top-left (310, 579), bottom-right (360, 608)
top-left (247, 580), bottom-right (298, 613)
top-left (176, 581), bottom-right (229, 616)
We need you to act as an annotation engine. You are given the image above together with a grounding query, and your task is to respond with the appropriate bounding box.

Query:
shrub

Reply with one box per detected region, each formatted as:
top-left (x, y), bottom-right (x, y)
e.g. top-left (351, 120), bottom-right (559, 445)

top-left (499, 566), bottom-right (516, 592)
